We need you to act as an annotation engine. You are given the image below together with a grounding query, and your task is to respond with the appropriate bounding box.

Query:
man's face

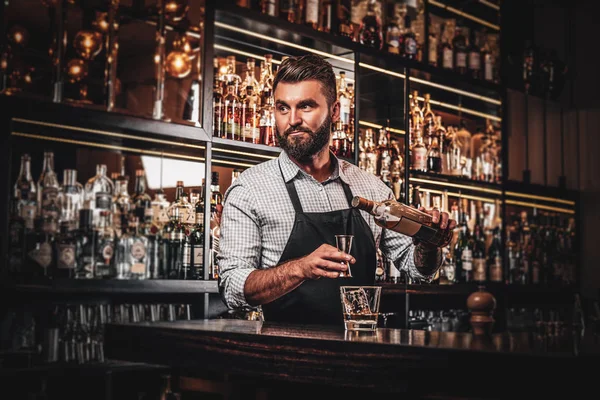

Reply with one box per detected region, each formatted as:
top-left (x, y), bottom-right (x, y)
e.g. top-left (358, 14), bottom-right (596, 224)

top-left (274, 80), bottom-right (338, 163)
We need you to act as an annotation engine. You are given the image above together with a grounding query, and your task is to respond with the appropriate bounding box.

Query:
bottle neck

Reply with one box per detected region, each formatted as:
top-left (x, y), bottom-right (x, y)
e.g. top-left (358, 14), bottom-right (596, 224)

top-left (175, 186), bottom-right (184, 201)
top-left (135, 175), bottom-right (146, 195)
top-left (42, 153), bottom-right (55, 174)
top-left (19, 158), bottom-right (33, 180)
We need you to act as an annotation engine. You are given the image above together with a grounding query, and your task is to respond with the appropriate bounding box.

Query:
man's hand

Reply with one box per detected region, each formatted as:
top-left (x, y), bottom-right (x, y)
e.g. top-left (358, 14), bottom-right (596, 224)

top-left (293, 244), bottom-right (355, 280)
top-left (415, 207), bottom-right (457, 249)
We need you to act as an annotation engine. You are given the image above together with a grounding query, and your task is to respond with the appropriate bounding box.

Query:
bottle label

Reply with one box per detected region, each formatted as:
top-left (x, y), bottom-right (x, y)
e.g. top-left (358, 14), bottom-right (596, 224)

top-left (57, 244), bottom-right (76, 269)
top-left (442, 48), bottom-right (453, 69)
top-left (266, 1), bottom-right (276, 16)
top-left (456, 52), bottom-right (467, 68)
top-left (29, 242), bottom-right (53, 269)
top-left (96, 192), bottom-right (112, 210)
top-left (306, 0), bottom-right (319, 24)
top-left (339, 96), bottom-right (351, 126)
top-left (131, 241), bottom-right (146, 261)
top-left (21, 204), bottom-right (36, 229)
top-left (473, 258), bottom-right (486, 281)
top-left (101, 243), bottom-right (114, 262)
top-left (468, 52), bottom-right (481, 71)
top-left (490, 256), bottom-right (503, 282)
top-left (411, 147), bottom-right (428, 170)
top-left (182, 243), bottom-right (191, 268)
top-left (461, 249), bottom-right (472, 271)
top-left (404, 38), bottom-right (417, 56)
top-left (131, 263), bottom-right (146, 275)
top-left (192, 247), bottom-right (204, 267)
top-left (485, 58), bottom-right (494, 81)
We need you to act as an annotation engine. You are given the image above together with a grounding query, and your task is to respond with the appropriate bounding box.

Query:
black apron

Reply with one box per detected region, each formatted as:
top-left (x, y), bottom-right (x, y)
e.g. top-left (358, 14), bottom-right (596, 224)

top-left (262, 166), bottom-right (378, 325)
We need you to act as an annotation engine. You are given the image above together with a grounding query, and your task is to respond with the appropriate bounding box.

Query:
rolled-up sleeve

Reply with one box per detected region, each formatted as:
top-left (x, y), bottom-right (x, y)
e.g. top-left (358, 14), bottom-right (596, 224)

top-left (217, 180), bottom-right (262, 310)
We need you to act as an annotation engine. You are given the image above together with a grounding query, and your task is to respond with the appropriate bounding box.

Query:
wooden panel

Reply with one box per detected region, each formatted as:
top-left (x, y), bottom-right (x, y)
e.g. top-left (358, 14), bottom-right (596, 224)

top-left (563, 110), bottom-right (579, 191)
top-left (527, 96), bottom-right (545, 185)
top-left (507, 89), bottom-right (525, 181)
top-left (545, 101), bottom-right (562, 188)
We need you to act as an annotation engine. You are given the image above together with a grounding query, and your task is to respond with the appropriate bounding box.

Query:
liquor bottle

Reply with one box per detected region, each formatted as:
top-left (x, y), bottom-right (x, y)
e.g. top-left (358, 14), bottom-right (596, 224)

top-left (428, 23), bottom-right (439, 66)
top-left (162, 206), bottom-right (186, 280)
top-left (132, 170), bottom-right (153, 227)
top-left (487, 227), bottom-right (503, 283)
top-left (455, 120), bottom-right (472, 177)
top-left (260, 54), bottom-right (275, 100)
top-left (261, 0), bottom-right (277, 16)
top-left (523, 39), bottom-right (536, 94)
top-left (472, 221), bottom-right (487, 283)
top-left (259, 90), bottom-right (277, 146)
top-left (401, 15), bottom-right (418, 60)
top-left (94, 209), bottom-right (116, 279)
top-left (422, 93), bottom-right (436, 146)
top-left (337, 71), bottom-right (351, 132)
top-left (213, 84), bottom-right (224, 137)
top-left (37, 151), bottom-right (61, 235)
top-left (410, 116), bottom-right (428, 172)
top-left (55, 220), bottom-right (79, 279)
top-left (58, 170), bottom-right (83, 231)
top-left (76, 209), bottom-right (95, 279)
top-left (351, 196), bottom-right (454, 248)
top-left (189, 211), bottom-right (204, 280)
top-left (337, 0), bottom-right (354, 39)
top-left (119, 218), bottom-right (150, 280)
top-left (304, 0), bottom-right (320, 29)
top-left (331, 120), bottom-right (348, 159)
top-left (359, 0), bottom-right (383, 50)
top-left (439, 20), bottom-right (454, 70)
top-left (459, 215), bottom-right (473, 283)
top-left (410, 184), bottom-right (421, 209)
top-left (279, 0), bottom-right (298, 23)
top-left (14, 154), bottom-right (37, 230)
top-left (445, 127), bottom-right (462, 176)
top-left (467, 30), bottom-right (481, 80)
top-left (151, 189), bottom-right (171, 232)
top-left (112, 160), bottom-right (132, 239)
top-left (482, 39), bottom-right (494, 82)
top-left (363, 129), bottom-right (378, 175)
top-left (209, 172), bottom-right (223, 280)
top-left (25, 217), bottom-right (55, 279)
top-left (8, 199), bottom-right (26, 277)
top-left (453, 25), bottom-right (468, 75)
top-left (168, 181), bottom-right (195, 229)
top-left (426, 135), bottom-right (442, 174)
top-left (243, 58), bottom-right (261, 96)
top-left (384, 2), bottom-right (403, 54)
top-left (222, 55), bottom-right (242, 88)
top-left (223, 81), bottom-right (241, 141)
top-left (84, 164), bottom-right (114, 228)
top-left (242, 85), bottom-right (261, 143)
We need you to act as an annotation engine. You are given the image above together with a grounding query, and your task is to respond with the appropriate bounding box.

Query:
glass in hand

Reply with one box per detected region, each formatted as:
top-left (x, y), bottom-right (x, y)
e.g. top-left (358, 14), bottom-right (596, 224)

top-left (335, 234), bottom-right (354, 278)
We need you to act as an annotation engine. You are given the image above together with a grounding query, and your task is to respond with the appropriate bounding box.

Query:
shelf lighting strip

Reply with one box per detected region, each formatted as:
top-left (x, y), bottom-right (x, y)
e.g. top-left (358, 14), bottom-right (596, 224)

top-left (214, 44), bottom-right (355, 83)
top-left (215, 22), bottom-right (355, 65)
top-left (212, 145), bottom-right (279, 160)
top-left (505, 200), bottom-right (575, 215)
top-left (358, 120), bottom-right (405, 135)
top-left (418, 187), bottom-right (497, 204)
top-left (414, 96), bottom-right (501, 122)
top-left (410, 177), bottom-right (502, 195)
top-left (428, 0), bottom-right (500, 31)
top-left (11, 132), bottom-right (206, 162)
top-left (409, 77), bottom-right (501, 106)
top-left (358, 62), bottom-right (406, 79)
top-left (478, 0), bottom-right (501, 11)
top-left (12, 118), bottom-right (207, 150)
top-left (504, 191), bottom-right (575, 206)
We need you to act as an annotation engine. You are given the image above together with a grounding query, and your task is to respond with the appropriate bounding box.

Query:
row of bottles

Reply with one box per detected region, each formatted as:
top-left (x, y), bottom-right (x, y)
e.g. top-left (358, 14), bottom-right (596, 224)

top-left (8, 151), bottom-right (224, 281)
top-left (237, 1), bottom-right (500, 83)
top-left (505, 209), bottom-right (577, 286)
top-left (408, 309), bottom-right (471, 332)
top-left (409, 90), bottom-right (502, 183)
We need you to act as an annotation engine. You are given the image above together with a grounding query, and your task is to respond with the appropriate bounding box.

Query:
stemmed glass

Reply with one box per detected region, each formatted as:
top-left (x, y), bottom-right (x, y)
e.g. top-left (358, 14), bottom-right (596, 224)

top-left (335, 234), bottom-right (354, 278)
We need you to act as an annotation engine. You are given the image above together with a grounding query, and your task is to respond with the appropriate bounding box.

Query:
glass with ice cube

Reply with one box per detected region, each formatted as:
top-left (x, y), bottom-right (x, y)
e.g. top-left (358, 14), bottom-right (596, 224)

top-left (340, 286), bottom-right (382, 331)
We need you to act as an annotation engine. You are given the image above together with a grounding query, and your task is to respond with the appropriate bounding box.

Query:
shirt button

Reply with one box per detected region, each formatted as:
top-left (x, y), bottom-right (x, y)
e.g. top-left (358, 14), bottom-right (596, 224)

top-left (319, 186), bottom-right (323, 191)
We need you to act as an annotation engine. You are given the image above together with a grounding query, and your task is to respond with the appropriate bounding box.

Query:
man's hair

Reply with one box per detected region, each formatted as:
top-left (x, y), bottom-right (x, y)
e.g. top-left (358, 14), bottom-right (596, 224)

top-left (273, 54), bottom-right (337, 106)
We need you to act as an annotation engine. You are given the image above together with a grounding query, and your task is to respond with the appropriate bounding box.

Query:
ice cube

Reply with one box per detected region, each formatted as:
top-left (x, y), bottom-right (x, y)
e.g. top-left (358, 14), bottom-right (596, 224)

top-left (342, 288), bottom-right (372, 315)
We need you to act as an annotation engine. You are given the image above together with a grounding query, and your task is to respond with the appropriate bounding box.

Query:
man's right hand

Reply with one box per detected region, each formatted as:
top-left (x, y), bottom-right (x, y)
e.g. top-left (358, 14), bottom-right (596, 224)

top-left (292, 244), bottom-right (356, 280)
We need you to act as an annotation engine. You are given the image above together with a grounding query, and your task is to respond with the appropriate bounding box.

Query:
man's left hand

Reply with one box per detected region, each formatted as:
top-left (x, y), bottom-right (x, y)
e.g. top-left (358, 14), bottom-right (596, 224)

top-left (415, 207), bottom-right (457, 249)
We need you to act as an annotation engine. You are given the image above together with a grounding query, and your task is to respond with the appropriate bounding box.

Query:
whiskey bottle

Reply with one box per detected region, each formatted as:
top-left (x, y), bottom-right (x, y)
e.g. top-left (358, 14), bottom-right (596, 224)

top-left (14, 154), bottom-right (37, 230)
top-left (467, 30), bottom-right (482, 80)
top-left (453, 25), bottom-right (468, 75)
top-left (189, 214), bottom-right (205, 280)
top-left (259, 89), bottom-right (276, 146)
top-left (112, 161), bottom-right (132, 238)
top-left (472, 221), bottom-right (487, 283)
top-left (410, 116), bottom-right (428, 172)
top-left (439, 21), bottom-right (454, 70)
top-left (445, 127), bottom-right (462, 176)
top-left (351, 196), bottom-right (453, 248)
top-left (359, 0), bottom-right (383, 50)
top-left (37, 151), bottom-right (61, 235)
top-left (223, 81), bottom-right (241, 140)
top-left (426, 135), bottom-right (442, 174)
top-left (151, 189), bottom-right (171, 232)
top-left (363, 129), bottom-right (378, 175)
top-left (94, 209), bottom-right (116, 279)
top-left (422, 93), bottom-right (436, 146)
top-left (428, 23), bottom-right (439, 66)
top-left (305, 0), bottom-right (320, 29)
top-left (401, 15), bottom-right (418, 59)
top-left (487, 227), bottom-right (503, 283)
top-left (76, 209), bottom-right (95, 279)
top-left (384, 2), bottom-right (402, 54)
top-left (241, 85), bottom-right (261, 143)
top-left (213, 84), bottom-right (224, 137)
top-left (243, 58), bottom-right (261, 97)
top-left (337, 0), bottom-right (354, 39)
top-left (376, 128), bottom-right (392, 183)
top-left (260, 54), bottom-right (275, 101)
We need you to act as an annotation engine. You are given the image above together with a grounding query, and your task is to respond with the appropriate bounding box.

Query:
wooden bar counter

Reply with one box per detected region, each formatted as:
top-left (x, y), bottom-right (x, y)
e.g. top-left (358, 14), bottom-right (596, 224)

top-left (104, 319), bottom-right (598, 399)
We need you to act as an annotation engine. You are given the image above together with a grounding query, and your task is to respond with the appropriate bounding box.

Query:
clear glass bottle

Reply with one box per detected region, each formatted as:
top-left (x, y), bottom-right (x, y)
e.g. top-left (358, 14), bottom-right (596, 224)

top-left (376, 128), bottom-right (392, 183)
top-left (14, 154), bottom-right (37, 230)
top-left (116, 218), bottom-right (149, 280)
top-left (112, 165), bottom-right (132, 239)
top-left (455, 120), bottom-right (472, 178)
top-left (453, 25), bottom-right (468, 75)
top-left (84, 164), bottom-right (114, 228)
top-left (58, 169), bottom-right (83, 231)
top-left (223, 81), bottom-right (241, 141)
top-left (260, 54), bottom-right (275, 102)
top-left (363, 129), bottom-right (378, 176)
top-left (337, 71), bottom-right (351, 132)
top-left (151, 189), bottom-right (171, 232)
top-left (410, 117), bottom-right (428, 172)
top-left (133, 170), bottom-right (153, 228)
top-left (37, 151), bottom-right (61, 235)
top-left (25, 216), bottom-right (55, 280)
top-left (168, 181), bottom-right (195, 229)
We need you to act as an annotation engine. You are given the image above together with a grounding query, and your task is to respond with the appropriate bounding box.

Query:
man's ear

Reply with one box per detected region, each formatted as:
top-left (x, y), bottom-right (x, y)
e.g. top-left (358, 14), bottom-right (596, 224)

top-left (331, 101), bottom-right (340, 122)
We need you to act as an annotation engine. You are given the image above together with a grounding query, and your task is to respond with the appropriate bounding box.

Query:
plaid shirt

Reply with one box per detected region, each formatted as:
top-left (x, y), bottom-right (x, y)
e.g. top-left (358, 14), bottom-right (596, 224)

top-left (217, 151), bottom-right (432, 310)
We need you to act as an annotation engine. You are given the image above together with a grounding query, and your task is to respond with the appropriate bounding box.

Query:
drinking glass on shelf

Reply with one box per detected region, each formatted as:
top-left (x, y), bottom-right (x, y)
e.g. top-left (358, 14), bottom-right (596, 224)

top-left (335, 234), bottom-right (354, 278)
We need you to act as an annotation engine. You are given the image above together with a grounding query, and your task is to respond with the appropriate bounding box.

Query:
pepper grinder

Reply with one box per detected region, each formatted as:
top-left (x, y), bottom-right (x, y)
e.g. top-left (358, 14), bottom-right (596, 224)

top-left (467, 285), bottom-right (496, 336)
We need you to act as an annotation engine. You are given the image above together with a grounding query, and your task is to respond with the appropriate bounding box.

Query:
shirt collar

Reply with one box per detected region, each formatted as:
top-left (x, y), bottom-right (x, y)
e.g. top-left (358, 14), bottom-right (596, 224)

top-left (278, 151), bottom-right (350, 184)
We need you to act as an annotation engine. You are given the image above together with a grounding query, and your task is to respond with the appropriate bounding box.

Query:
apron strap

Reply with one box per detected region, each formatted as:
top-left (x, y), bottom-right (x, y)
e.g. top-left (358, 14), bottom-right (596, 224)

top-left (279, 161), bottom-right (304, 213)
top-left (341, 181), bottom-right (354, 207)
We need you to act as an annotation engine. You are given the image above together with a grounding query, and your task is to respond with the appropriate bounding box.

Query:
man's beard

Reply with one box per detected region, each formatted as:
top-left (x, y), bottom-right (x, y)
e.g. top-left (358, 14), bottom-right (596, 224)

top-left (276, 115), bottom-right (332, 163)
